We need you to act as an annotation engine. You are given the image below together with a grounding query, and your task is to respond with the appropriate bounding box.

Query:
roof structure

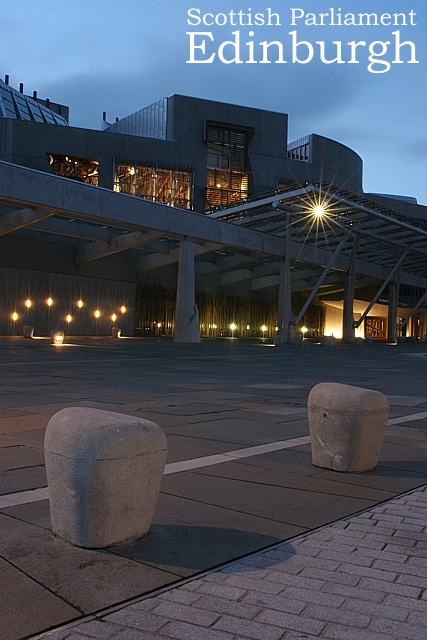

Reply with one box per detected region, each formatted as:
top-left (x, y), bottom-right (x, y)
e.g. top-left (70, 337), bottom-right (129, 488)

top-left (0, 78), bottom-right (68, 126)
top-left (210, 180), bottom-right (427, 283)
top-left (0, 163), bottom-right (426, 297)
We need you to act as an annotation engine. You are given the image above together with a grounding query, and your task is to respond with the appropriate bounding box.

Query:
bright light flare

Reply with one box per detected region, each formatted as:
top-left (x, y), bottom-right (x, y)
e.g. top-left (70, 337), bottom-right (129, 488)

top-left (313, 205), bottom-right (325, 217)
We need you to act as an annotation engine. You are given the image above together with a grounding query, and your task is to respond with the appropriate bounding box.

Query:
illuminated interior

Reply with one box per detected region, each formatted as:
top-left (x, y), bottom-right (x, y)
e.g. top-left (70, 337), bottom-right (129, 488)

top-left (49, 154), bottom-right (99, 185)
top-left (114, 163), bottom-right (192, 209)
top-left (205, 122), bottom-right (253, 210)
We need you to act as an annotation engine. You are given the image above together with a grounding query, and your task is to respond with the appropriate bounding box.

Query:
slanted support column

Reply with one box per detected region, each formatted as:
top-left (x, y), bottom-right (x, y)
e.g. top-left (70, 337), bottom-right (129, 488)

top-left (342, 239), bottom-right (357, 343)
top-left (387, 278), bottom-right (400, 343)
top-left (174, 239), bottom-right (200, 344)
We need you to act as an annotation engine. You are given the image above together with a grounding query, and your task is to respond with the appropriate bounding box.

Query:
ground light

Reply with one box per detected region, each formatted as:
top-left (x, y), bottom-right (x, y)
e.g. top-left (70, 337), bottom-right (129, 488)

top-left (51, 331), bottom-right (65, 345)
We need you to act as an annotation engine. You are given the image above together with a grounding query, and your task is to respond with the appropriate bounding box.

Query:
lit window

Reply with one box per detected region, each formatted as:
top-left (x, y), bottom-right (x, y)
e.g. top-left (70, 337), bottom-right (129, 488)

top-left (49, 154), bottom-right (99, 185)
top-left (114, 163), bottom-right (192, 209)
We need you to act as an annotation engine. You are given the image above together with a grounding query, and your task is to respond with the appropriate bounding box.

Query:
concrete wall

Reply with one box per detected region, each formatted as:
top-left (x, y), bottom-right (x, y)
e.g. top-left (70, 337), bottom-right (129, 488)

top-left (0, 265), bottom-right (136, 336)
top-left (287, 134), bottom-right (363, 194)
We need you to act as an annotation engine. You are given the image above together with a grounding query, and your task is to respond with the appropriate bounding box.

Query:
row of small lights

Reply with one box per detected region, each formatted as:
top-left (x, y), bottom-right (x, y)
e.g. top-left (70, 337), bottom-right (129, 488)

top-left (11, 298), bottom-right (127, 323)
top-left (226, 324), bottom-right (309, 333)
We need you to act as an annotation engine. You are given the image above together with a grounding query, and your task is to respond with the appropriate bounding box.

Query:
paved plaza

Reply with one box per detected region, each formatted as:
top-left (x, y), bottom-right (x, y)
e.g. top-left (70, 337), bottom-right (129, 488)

top-left (0, 337), bottom-right (426, 639)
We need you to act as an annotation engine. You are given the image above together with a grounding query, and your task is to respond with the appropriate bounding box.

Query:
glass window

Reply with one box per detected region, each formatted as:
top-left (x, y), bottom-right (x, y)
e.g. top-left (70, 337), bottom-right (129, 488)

top-left (14, 96), bottom-right (32, 121)
top-left (114, 163), bottom-right (192, 209)
top-left (0, 88), bottom-right (17, 118)
top-left (205, 122), bottom-right (253, 211)
top-left (40, 107), bottom-right (56, 124)
top-left (49, 154), bottom-right (99, 185)
top-left (28, 102), bottom-right (44, 123)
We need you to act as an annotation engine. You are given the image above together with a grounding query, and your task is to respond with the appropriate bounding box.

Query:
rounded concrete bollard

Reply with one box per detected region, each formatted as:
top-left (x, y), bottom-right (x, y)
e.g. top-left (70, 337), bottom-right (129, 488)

top-left (319, 336), bottom-right (337, 347)
top-left (111, 326), bottom-right (121, 338)
top-left (44, 407), bottom-right (168, 548)
top-left (308, 382), bottom-right (389, 473)
top-left (23, 325), bottom-right (34, 339)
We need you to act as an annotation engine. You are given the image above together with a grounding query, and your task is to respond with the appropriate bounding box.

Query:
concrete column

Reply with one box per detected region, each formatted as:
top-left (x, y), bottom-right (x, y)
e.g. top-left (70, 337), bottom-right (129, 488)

top-left (420, 309), bottom-right (427, 342)
top-left (276, 215), bottom-right (294, 345)
top-left (276, 255), bottom-right (294, 344)
top-left (342, 239), bottom-right (357, 343)
top-left (387, 278), bottom-right (400, 343)
top-left (342, 276), bottom-right (355, 343)
top-left (174, 238), bottom-right (200, 343)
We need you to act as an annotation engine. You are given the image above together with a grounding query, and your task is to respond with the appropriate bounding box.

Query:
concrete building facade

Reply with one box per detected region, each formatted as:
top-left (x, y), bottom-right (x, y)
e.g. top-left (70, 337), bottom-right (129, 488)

top-left (0, 77), bottom-right (426, 342)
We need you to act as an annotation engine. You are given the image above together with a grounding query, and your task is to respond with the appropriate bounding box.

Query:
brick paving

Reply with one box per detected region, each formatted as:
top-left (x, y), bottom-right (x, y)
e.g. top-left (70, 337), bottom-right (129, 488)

top-left (34, 484), bottom-right (427, 640)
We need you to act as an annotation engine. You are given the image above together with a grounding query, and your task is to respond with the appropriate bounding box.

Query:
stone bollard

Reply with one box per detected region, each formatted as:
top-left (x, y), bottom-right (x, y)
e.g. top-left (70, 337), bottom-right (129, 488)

top-left (111, 326), bottom-right (121, 338)
top-left (44, 407), bottom-right (167, 548)
top-left (23, 325), bottom-right (34, 339)
top-left (308, 382), bottom-right (389, 473)
top-left (319, 336), bottom-right (337, 347)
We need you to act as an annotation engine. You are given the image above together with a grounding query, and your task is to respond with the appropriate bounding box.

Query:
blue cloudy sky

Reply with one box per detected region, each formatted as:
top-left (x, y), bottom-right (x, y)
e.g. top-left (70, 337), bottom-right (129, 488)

top-left (1, 0), bottom-right (426, 203)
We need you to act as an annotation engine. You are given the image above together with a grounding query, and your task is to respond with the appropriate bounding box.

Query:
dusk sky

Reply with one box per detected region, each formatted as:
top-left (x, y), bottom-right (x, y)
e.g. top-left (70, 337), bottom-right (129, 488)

top-left (1, 0), bottom-right (426, 204)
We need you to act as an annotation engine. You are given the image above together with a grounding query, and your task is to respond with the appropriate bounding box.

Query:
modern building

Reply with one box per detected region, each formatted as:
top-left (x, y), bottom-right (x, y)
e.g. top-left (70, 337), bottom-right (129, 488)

top-left (1, 75), bottom-right (427, 342)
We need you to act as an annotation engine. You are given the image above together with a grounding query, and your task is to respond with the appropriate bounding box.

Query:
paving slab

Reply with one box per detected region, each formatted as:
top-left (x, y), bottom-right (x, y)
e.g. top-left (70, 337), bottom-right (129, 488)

top-left (0, 465), bottom-right (47, 495)
top-left (0, 512), bottom-right (181, 616)
top-left (0, 445), bottom-right (46, 471)
top-left (0, 557), bottom-right (80, 640)
top-left (194, 460), bottom-right (396, 502)
top-left (164, 418), bottom-right (308, 446)
top-left (159, 472), bottom-right (380, 530)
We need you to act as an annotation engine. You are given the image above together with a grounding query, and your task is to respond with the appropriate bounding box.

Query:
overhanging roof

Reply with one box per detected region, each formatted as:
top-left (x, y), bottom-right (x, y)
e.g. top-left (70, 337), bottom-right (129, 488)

top-left (209, 181), bottom-right (427, 282)
top-left (0, 162), bottom-right (427, 293)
